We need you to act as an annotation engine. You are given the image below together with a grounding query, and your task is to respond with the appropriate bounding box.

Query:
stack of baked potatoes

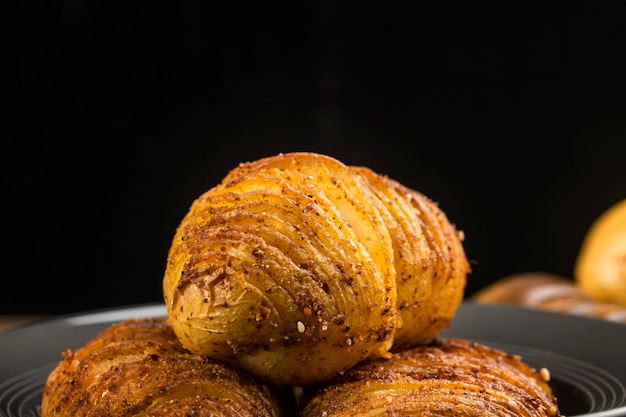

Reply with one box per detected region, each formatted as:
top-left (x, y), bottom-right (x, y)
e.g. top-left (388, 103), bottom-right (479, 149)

top-left (41, 152), bottom-right (561, 416)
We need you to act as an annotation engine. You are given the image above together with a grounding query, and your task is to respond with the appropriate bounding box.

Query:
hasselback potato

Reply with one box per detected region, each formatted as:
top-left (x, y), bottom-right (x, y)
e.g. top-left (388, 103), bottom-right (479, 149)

top-left (40, 318), bottom-right (284, 417)
top-left (299, 338), bottom-right (560, 417)
top-left (163, 152), bottom-right (469, 385)
top-left (351, 166), bottom-right (469, 351)
top-left (473, 272), bottom-right (626, 324)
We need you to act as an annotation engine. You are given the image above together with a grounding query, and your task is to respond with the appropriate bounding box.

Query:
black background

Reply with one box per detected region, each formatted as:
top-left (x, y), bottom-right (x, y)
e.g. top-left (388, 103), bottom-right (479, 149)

top-left (5, 3), bottom-right (626, 314)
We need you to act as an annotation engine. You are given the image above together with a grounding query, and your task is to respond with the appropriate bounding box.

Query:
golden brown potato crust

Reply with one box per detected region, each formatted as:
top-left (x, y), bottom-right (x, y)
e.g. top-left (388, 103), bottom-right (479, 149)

top-left (162, 152), bottom-right (469, 385)
top-left (300, 338), bottom-right (560, 417)
top-left (473, 272), bottom-right (626, 324)
top-left (351, 166), bottom-right (469, 350)
top-left (40, 318), bottom-right (283, 417)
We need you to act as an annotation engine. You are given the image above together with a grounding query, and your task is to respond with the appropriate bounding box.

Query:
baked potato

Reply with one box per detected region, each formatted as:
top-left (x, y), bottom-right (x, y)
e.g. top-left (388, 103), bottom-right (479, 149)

top-left (473, 272), bottom-right (626, 324)
top-left (575, 198), bottom-right (626, 305)
top-left (40, 318), bottom-right (285, 417)
top-left (163, 152), bottom-right (469, 385)
top-left (299, 338), bottom-right (560, 417)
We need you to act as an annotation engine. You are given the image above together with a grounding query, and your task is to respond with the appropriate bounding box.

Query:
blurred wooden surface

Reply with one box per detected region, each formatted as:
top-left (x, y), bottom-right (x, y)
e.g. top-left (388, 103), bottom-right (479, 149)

top-left (0, 315), bottom-right (50, 332)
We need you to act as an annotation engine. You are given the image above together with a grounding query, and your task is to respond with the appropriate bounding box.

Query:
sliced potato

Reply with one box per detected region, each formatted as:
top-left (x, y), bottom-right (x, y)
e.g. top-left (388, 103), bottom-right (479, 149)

top-left (163, 154), bottom-right (398, 385)
top-left (163, 152), bottom-right (469, 385)
top-left (299, 338), bottom-right (560, 417)
top-left (351, 166), bottom-right (469, 349)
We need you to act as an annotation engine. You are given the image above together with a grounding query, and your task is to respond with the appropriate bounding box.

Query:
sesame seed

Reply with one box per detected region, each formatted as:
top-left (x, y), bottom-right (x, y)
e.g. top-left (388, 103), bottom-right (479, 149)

top-left (507, 399), bottom-right (519, 411)
top-left (297, 321), bottom-right (306, 333)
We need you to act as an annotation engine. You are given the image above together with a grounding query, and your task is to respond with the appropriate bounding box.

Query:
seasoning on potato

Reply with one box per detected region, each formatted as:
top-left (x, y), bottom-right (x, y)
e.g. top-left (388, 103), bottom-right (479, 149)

top-left (163, 152), bottom-right (470, 385)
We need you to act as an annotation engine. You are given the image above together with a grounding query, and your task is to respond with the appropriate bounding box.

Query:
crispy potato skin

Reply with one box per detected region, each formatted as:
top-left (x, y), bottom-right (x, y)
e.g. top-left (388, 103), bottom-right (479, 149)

top-left (300, 338), bottom-right (560, 417)
top-left (40, 318), bottom-right (283, 417)
top-left (352, 166), bottom-right (469, 349)
top-left (163, 152), bottom-right (469, 385)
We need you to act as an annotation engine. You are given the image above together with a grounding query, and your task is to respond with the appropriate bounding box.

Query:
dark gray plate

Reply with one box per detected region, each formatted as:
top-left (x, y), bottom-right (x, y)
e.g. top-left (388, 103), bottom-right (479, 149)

top-left (1, 302), bottom-right (625, 416)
